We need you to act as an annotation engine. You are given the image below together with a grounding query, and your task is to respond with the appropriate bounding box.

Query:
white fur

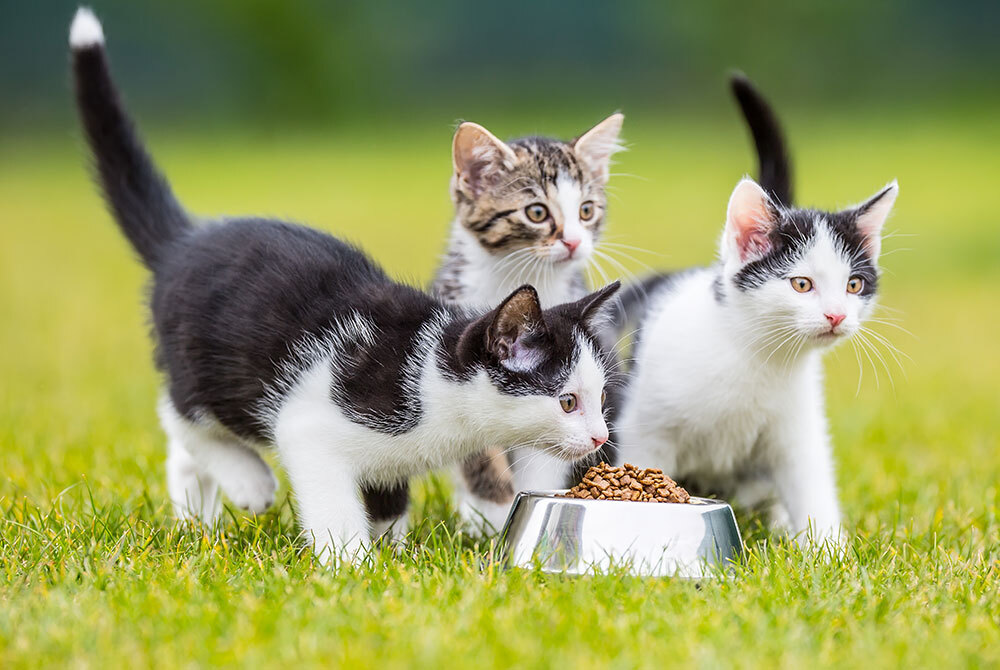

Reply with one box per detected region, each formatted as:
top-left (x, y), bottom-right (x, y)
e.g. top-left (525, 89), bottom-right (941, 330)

top-left (549, 173), bottom-right (593, 263)
top-left (446, 223), bottom-right (584, 311)
top-left (617, 182), bottom-right (899, 546)
top-left (160, 397), bottom-right (277, 522)
top-left (265, 324), bottom-right (606, 563)
top-left (69, 7), bottom-right (104, 49)
top-left (618, 266), bottom-right (845, 544)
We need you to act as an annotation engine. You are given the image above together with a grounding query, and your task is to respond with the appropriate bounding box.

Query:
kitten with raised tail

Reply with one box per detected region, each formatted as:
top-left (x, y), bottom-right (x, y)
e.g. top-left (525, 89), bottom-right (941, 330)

top-left (432, 113), bottom-right (627, 529)
top-left (70, 8), bottom-right (620, 563)
top-left (613, 76), bottom-right (899, 544)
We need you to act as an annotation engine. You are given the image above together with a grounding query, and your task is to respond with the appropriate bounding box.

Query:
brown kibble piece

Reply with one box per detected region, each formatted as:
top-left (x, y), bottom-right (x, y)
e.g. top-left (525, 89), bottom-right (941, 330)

top-left (559, 462), bottom-right (691, 504)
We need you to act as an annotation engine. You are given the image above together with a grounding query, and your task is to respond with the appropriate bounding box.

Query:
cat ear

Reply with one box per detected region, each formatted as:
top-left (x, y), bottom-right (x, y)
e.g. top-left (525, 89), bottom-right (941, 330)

top-left (486, 285), bottom-right (547, 372)
top-left (853, 180), bottom-right (898, 260)
top-left (573, 113), bottom-right (624, 184)
top-left (723, 178), bottom-right (779, 263)
top-left (452, 122), bottom-right (517, 197)
top-left (571, 281), bottom-right (622, 325)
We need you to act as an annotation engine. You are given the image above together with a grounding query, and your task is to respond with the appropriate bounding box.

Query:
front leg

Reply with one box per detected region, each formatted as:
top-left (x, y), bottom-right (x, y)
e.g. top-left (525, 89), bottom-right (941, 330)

top-left (276, 434), bottom-right (369, 565)
top-left (767, 404), bottom-right (844, 547)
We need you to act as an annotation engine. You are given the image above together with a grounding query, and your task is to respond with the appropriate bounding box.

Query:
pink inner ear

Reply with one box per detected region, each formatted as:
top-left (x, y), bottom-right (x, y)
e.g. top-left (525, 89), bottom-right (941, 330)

top-left (738, 226), bottom-right (772, 262)
top-left (501, 338), bottom-right (543, 373)
top-left (727, 179), bottom-right (776, 262)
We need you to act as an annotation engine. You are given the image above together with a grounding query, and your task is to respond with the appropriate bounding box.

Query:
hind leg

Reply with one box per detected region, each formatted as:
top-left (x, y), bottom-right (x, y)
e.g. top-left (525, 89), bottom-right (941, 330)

top-left (456, 449), bottom-right (516, 534)
top-left (159, 397), bottom-right (277, 517)
top-left (363, 481), bottom-right (410, 542)
top-left (165, 435), bottom-right (222, 522)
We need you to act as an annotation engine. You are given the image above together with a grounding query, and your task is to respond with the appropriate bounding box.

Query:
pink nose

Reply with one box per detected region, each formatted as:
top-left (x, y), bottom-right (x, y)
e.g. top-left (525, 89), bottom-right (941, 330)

top-left (561, 238), bottom-right (581, 254)
top-left (825, 313), bottom-right (846, 328)
top-left (591, 435), bottom-right (607, 449)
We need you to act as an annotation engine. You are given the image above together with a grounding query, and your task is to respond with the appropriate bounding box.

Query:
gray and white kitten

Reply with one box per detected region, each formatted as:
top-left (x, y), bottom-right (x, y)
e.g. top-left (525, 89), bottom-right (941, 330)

top-left (433, 116), bottom-right (626, 529)
top-left (613, 80), bottom-right (899, 545)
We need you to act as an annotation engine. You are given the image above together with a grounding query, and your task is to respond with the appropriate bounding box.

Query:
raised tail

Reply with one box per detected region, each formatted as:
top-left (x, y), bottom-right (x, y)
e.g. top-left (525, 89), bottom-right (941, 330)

top-left (729, 73), bottom-right (793, 207)
top-left (70, 7), bottom-right (191, 269)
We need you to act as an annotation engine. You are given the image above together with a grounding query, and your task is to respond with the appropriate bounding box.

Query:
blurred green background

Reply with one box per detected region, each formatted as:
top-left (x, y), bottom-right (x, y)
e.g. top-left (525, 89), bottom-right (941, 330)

top-left (2, 2), bottom-right (999, 666)
top-left (4, 0), bottom-right (999, 127)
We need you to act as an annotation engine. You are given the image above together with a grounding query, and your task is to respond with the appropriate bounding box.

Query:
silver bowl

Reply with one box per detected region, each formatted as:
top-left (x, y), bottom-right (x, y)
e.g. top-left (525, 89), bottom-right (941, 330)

top-left (499, 490), bottom-right (743, 578)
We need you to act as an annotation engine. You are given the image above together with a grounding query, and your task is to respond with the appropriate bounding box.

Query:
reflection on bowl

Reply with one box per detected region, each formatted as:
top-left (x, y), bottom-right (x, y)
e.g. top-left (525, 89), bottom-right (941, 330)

top-left (499, 490), bottom-right (742, 578)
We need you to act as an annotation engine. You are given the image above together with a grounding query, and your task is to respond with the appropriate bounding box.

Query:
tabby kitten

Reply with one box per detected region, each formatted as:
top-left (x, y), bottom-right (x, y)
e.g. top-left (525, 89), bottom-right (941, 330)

top-left (71, 8), bottom-right (620, 563)
top-left (433, 115), bottom-right (626, 529)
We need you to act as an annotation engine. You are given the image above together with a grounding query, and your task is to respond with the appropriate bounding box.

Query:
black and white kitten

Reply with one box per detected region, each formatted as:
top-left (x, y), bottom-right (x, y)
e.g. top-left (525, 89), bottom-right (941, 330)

top-left (613, 77), bottom-right (899, 544)
top-left (70, 9), bottom-right (620, 562)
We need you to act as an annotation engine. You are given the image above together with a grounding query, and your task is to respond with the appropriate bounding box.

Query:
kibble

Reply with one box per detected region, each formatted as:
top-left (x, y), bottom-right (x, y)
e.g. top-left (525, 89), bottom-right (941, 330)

top-left (561, 462), bottom-right (691, 503)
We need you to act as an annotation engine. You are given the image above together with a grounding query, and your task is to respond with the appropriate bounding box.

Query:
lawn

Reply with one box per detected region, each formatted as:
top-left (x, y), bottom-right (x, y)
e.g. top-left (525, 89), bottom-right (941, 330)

top-left (2, 106), bottom-right (998, 668)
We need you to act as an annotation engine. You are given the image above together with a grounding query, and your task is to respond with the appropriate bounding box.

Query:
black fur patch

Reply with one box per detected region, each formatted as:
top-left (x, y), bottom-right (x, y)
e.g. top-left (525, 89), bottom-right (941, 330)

top-left (362, 481), bottom-right (410, 522)
top-left (733, 209), bottom-right (878, 296)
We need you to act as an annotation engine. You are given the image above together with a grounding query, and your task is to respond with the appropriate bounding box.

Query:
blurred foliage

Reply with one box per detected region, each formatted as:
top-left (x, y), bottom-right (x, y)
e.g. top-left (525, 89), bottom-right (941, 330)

top-left (2, 0), bottom-right (998, 129)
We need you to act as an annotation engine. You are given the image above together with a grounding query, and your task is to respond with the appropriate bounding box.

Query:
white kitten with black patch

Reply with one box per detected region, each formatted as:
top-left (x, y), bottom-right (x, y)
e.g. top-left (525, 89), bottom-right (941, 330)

top-left (615, 176), bottom-right (898, 544)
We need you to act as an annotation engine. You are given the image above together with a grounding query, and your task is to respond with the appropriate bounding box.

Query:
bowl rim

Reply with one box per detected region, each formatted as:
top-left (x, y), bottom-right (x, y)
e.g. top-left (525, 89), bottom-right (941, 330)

top-left (515, 489), bottom-right (731, 508)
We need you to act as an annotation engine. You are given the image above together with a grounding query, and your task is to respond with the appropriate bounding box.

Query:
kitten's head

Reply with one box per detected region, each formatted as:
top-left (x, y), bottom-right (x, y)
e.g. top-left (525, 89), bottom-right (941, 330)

top-left (450, 115), bottom-right (624, 266)
top-left (451, 281), bottom-right (621, 461)
top-left (718, 177), bottom-right (898, 351)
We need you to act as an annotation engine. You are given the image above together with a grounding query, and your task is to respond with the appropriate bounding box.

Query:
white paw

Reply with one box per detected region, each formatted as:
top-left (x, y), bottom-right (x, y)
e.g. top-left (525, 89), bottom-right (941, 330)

top-left (166, 445), bottom-right (222, 523)
top-left (313, 535), bottom-right (366, 568)
top-left (371, 515), bottom-right (409, 543)
top-left (460, 497), bottom-right (514, 535)
top-left (217, 457), bottom-right (278, 513)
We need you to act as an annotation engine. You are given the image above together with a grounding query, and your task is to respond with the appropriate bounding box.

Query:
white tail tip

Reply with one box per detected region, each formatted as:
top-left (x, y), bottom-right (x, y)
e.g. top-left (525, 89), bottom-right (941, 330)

top-left (70, 7), bottom-right (104, 49)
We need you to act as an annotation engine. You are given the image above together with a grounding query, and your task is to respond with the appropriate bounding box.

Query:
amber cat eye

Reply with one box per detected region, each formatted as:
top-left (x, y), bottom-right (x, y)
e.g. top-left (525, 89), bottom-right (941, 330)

top-left (846, 276), bottom-right (864, 294)
top-left (559, 394), bottom-right (578, 413)
top-left (525, 203), bottom-right (549, 223)
top-left (579, 201), bottom-right (595, 221)
top-left (790, 277), bottom-right (813, 293)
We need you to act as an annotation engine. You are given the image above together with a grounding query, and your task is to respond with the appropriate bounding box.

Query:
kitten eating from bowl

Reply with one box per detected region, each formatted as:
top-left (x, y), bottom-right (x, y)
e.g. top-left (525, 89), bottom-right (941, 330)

top-left (69, 8), bottom-right (620, 565)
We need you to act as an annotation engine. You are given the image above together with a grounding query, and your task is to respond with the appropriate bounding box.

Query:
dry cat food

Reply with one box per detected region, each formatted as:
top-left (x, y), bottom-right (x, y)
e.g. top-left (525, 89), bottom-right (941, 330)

top-left (561, 462), bottom-right (691, 503)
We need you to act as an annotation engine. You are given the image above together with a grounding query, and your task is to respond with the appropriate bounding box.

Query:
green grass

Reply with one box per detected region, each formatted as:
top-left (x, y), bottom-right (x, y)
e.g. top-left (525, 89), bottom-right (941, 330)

top-left (2, 107), bottom-right (999, 668)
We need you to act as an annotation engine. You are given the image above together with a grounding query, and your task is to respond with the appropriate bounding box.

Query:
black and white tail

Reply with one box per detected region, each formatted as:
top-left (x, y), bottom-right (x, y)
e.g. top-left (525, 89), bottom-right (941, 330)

top-left (603, 75), bottom-right (795, 352)
top-left (70, 7), bottom-right (191, 269)
top-left (730, 73), bottom-right (793, 207)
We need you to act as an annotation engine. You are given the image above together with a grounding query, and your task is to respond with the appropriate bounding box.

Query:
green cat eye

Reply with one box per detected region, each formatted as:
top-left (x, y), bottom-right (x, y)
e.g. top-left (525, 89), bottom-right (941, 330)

top-left (559, 393), bottom-right (578, 413)
top-left (525, 203), bottom-right (549, 223)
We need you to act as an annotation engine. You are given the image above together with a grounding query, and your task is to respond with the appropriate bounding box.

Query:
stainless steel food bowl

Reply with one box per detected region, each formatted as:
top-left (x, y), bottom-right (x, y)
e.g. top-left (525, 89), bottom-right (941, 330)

top-left (499, 490), bottom-right (743, 578)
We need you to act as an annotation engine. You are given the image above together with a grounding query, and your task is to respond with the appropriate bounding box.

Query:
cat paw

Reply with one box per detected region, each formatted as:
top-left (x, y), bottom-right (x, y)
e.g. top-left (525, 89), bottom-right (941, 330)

top-left (371, 515), bottom-right (409, 543)
top-left (459, 497), bottom-right (514, 535)
top-left (313, 536), bottom-right (366, 568)
top-left (218, 458), bottom-right (278, 514)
